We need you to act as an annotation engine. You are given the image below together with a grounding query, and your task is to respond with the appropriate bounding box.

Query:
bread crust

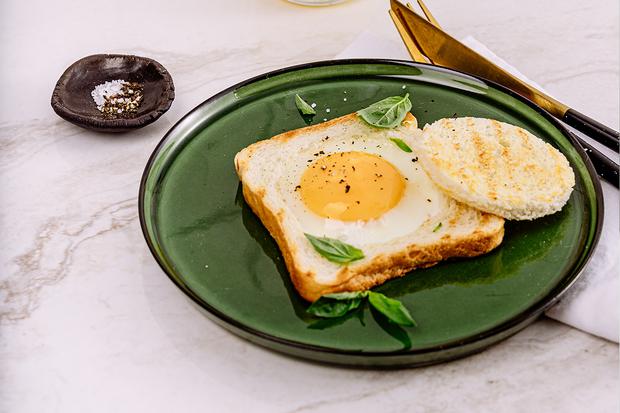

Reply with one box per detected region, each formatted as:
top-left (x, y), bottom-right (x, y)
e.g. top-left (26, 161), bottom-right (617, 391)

top-left (235, 113), bottom-right (504, 302)
top-left (235, 113), bottom-right (417, 176)
top-left (242, 178), bottom-right (503, 301)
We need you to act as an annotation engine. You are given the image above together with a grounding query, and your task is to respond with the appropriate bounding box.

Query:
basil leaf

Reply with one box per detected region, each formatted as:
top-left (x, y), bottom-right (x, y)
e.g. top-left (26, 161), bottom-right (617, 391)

top-left (357, 94), bottom-right (412, 128)
top-left (305, 233), bottom-right (365, 264)
top-left (368, 291), bottom-right (416, 327)
top-left (389, 137), bottom-right (413, 153)
top-left (433, 222), bottom-right (442, 232)
top-left (295, 94), bottom-right (316, 115)
top-left (323, 291), bottom-right (368, 300)
top-left (307, 293), bottom-right (364, 318)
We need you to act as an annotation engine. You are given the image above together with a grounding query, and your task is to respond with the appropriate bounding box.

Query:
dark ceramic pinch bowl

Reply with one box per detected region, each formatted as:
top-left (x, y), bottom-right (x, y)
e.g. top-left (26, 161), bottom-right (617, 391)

top-left (51, 54), bottom-right (175, 132)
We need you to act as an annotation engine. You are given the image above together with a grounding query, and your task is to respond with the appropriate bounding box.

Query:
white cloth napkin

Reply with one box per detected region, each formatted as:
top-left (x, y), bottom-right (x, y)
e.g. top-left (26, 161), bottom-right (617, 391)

top-left (336, 31), bottom-right (619, 343)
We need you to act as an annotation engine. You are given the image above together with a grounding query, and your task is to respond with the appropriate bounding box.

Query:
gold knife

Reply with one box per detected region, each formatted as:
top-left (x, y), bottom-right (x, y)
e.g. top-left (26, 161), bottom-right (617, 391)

top-left (390, 0), bottom-right (619, 152)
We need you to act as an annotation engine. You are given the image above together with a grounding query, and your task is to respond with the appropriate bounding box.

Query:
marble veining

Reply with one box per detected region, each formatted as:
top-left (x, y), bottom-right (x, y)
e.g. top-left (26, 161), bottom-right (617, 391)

top-left (1, 198), bottom-right (137, 322)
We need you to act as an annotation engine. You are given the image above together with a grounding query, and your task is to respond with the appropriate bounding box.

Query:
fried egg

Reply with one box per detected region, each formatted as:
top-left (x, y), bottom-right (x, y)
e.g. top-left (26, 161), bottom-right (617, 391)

top-left (275, 128), bottom-right (449, 246)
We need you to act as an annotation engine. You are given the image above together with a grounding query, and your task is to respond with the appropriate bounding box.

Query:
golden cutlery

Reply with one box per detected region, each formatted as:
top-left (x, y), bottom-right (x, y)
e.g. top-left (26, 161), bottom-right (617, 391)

top-left (389, 0), bottom-right (619, 185)
top-left (390, 0), bottom-right (619, 152)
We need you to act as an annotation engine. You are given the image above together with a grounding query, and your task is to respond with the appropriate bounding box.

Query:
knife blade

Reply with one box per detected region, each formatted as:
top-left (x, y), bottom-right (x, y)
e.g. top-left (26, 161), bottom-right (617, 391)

top-left (390, 0), bottom-right (619, 152)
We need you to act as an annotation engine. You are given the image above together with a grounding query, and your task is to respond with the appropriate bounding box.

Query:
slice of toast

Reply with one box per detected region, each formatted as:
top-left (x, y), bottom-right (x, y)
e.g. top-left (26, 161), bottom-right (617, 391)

top-left (234, 113), bottom-right (505, 302)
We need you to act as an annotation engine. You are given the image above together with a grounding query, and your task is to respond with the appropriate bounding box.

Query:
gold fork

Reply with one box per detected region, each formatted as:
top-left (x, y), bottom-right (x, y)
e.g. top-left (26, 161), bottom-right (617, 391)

top-left (388, 7), bottom-right (427, 62)
top-left (390, 0), bottom-right (437, 63)
top-left (389, 0), bottom-right (620, 185)
top-left (411, 0), bottom-right (441, 29)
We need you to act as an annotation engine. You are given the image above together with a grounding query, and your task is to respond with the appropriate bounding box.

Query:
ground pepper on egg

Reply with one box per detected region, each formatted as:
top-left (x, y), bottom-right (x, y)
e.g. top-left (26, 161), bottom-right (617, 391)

top-left (298, 151), bottom-right (406, 221)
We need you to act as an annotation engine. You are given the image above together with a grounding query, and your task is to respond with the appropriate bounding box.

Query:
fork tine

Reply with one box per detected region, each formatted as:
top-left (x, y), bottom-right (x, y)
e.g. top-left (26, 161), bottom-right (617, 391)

top-left (416, 0), bottom-right (442, 28)
top-left (402, 1), bottom-right (437, 64)
top-left (388, 9), bottom-right (429, 63)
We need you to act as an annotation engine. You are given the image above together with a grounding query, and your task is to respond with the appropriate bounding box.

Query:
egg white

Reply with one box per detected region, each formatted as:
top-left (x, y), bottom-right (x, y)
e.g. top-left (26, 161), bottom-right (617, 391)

top-left (274, 128), bottom-right (449, 247)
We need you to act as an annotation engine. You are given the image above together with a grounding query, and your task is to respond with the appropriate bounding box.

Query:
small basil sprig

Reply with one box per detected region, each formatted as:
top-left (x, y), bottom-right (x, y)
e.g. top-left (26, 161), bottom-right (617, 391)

top-left (295, 94), bottom-right (316, 115)
top-left (305, 292), bottom-right (364, 318)
top-left (367, 292), bottom-right (416, 326)
top-left (307, 291), bottom-right (416, 327)
top-left (357, 94), bottom-right (412, 128)
top-left (389, 137), bottom-right (413, 153)
top-left (305, 234), bottom-right (364, 264)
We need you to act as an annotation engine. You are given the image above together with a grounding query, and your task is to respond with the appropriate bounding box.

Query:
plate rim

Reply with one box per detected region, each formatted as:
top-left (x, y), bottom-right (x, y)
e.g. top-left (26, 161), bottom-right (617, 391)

top-left (138, 58), bottom-right (604, 361)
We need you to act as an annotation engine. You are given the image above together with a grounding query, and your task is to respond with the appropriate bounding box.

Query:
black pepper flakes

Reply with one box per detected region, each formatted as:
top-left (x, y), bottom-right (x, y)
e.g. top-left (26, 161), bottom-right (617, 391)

top-left (345, 184), bottom-right (351, 193)
top-left (95, 81), bottom-right (144, 118)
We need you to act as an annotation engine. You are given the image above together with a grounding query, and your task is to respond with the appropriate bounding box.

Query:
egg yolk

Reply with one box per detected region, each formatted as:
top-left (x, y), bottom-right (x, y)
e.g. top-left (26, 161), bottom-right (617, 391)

top-left (299, 151), bottom-right (406, 221)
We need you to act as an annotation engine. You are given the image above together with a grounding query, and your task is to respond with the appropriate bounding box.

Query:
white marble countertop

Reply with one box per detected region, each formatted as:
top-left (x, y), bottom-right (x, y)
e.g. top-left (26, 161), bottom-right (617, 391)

top-left (1, 0), bottom-right (618, 412)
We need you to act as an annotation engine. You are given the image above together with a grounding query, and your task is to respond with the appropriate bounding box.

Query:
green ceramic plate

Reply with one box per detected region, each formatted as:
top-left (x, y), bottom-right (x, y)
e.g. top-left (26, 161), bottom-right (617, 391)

top-left (139, 60), bottom-right (602, 367)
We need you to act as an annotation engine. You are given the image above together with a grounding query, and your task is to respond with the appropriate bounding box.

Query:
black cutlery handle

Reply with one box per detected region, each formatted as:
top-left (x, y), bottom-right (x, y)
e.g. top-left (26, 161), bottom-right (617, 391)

top-left (564, 109), bottom-right (619, 152)
top-left (571, 132), bottom-right (619, 187)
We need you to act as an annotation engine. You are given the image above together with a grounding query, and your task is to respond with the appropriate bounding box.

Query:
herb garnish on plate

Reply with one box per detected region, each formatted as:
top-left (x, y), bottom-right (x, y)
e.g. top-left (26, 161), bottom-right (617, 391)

top-left (304, 234), bottom-right (364, 264)
top-left (357, 94), bottom-right (412, 128)
top-left (389, 137), bottom-right (413, 152)
top-left (307, 291), bottom-right (416, 327)
top-left (295, 94), bottom-right (316, 115)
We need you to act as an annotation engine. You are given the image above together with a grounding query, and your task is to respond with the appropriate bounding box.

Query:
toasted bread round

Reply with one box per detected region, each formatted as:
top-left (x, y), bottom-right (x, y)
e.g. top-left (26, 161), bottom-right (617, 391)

top-left (415, 117), bottom-right (575, 220)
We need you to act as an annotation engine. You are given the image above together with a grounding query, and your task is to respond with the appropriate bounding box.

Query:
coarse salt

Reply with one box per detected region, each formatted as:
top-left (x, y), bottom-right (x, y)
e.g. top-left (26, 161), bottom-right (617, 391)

top-left (90, 79), bottom-right (144, 116)
top-left (91, 80), bottom-right (125, 107)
